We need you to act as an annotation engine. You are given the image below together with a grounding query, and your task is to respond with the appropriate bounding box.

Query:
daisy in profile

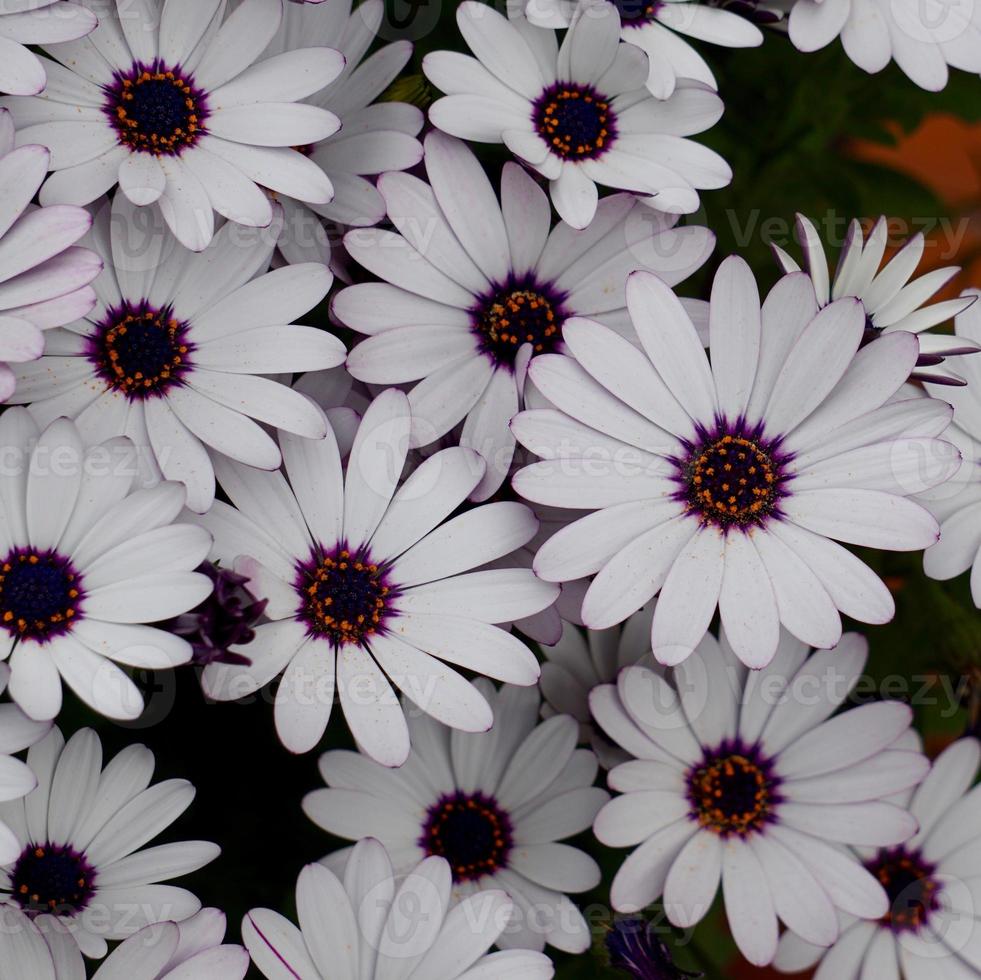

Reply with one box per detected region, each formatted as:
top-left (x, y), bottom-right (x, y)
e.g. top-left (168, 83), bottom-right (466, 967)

top-left (244, 838), bottom-right (555, 978)
top-left (262, 0), bottom-right (424, 264)
top-left (522, 0), bottom-right (763, 99)
top-left (195, 390), bottom-right (555, 764)
top-left (774, 214), bottom-right (980, 383)
top-left (592, 629), bottom-right (929, 966)
top-left (513, 260), bottom-right (958, 668)
top-left (776, 737), bottom-right (981, 979)
top-left (1, 0), bottom-right (340, 250)
top-left (0, 727), bottom-right (219, 961)
top-left (8, 193), bottom-right (344, 514)
top-left (304, 681), bottom-right (608, 953)
top-left (0, 2), bottom-right (95, 95)
top-left (0, 109), bottom-right (102, 401)
top-left (0, 411), bottom-right (212, 721)
top-left (423, 3), bottom-right (730, 229)
top-left (0, 665), bottom-right (51, 863)
top-left (786, 0), bottom-right (981, 91)
top-left (919, 291), bottom-right (981, 606)
top-left (339, 131), bottom-right (715, 499)
top-left (540, 608), bottom-right (653, 767)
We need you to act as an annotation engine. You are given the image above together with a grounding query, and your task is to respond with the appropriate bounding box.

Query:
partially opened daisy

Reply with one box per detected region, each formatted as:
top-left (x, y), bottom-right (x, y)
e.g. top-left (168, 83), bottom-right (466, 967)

top-left (304, 681), bottom-right (608, 954)
top-left (194, 389), bottom-right (555, 765)
top-left (540, 608), bottom-right (653, 767)
top-left (0, 665), bottom-right (51, 864)
top-left (263, 0), bottom-right (424, 264)
top-left (776, 737), bottom-right (981, 980)
top-left (339, 131), bottom-right (715, 499)
top-left (0, 108), bottom-right (102, 401)
top-left (0, 2), bottom-right (96, 95)
top-left (522, 0), bottom-right (763, 99)
top-left (0, 726), bottom-right (219, 960)
top-left (244, 838), bottom-right (555, 979)
top-left (8, 193), bottom-right (344, 514)
top-left (592, 629), bottom-right (929, 966)
top-left (787, 0), bottom-right (981, 91)
top-left (774, 214), bottom-right (980, 384)
top-left (919, 291), bottom-right (981, 607)
top-left (1, 0), bottom-right (341, 250)
top-left (0, 411), bottom-right (213, 721)
top-left (513, 260), bottom-right (958, 669)
top-left (423, 3), bottom-right (730, 229)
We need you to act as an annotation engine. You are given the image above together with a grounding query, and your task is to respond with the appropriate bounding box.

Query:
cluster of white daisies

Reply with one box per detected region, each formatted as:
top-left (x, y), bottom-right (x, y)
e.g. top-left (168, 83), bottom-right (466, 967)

top-left (0, 0), bottom-right (978, 977)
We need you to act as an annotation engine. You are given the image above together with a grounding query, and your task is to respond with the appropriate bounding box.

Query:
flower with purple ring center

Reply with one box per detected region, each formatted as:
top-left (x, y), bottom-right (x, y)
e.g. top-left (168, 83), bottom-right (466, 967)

top-left (471, 274), bottom-right (569, 368)
top-left (10, 841), bottom-right (97, 918)
top-left (420, 791), bottom-right (514, 883)
top-left (103, 60), bottom-right (209, 156)
top-left (674, 420), bottom-right (792, 531)
top-left (686, 740), bottom-right (781, 838)
top-left (865, 847), bottom-right (943, 934)
top-left (86, 299), bottom-right (195, 399)
top-left (0, 548), bottom-right (84, 643)
top-left (532, 81), bottom-right (617, 161)
top-left (294, 545), bottom-right (395, 647)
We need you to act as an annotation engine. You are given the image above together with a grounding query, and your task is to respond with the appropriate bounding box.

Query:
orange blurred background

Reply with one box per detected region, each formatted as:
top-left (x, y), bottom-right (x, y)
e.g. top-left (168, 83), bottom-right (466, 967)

top-left (848, 115), bottom-right (981, 296)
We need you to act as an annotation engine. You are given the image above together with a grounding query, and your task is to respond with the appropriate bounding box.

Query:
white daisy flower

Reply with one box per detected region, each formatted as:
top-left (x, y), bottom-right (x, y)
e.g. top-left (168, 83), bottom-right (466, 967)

top-left (0, 907), bottom-right (249, 980)
top-left (262, 0), bottom-right (424, 265)
top-left (521, 0), bottom-right (763, 99)
top-left (787, 0), bottom-right (981, 91)
top-left (919, 291), bottom-right (981, 607)
top-left (0, 665), bottom-right (51, 864)
top-left (512, 260), bottom-right (959, 669)
top-left (243, 838), bottom-right (555, 979)
top-left (0, 726), bottom-right (219, 962)
top-left (0, 2), bottom-right (96, 96)
top-left (774, 214), bottom-right (981, 384)
top-left (0, 411), bottom-right (213, 721)
top-left (338, 131), bottom-right (715, 500)
top-left (775, 737), bottom-right (981, 980)
top-left (592, 629), bottom-right (930, 966)
top-left (0, 0), bottom-right (342, 251)
top-left (0, 108), bottom-right (103, 401)
top-left (83, 909), bottom-right (249, 980)
top-left (490, 501), bottom-right (590, 645)
top-left (194, 389), bottom-right (557, 765)
top-left (7, 192), bottom-right (345, 515)
top-left (423, 2), bottom-right (731, 229)
top-left (304, 681), bottom-right (608, 954)
top-left (540, 607), bottom-right (653, 768)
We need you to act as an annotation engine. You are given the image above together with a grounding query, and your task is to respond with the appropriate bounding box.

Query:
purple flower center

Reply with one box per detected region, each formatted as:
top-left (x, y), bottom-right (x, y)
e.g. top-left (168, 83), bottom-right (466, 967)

top-left (10, 842), bottom-right (97, 918)
top-left (686, 742), bottom-right (780, 837)
top-left (421, 792), bottom-right (513, 882)
top-left (472, 276), bottom-right (568, 367)
top-left (866, 848), bottom-right (942, 933)
top-left (295, 547), bottom-right (392, 646)
top-left (105, 61), bottom-right (208, 155)
top-left (0, 549), bottom-right (83, 643)
top-left (533, 82), bottom-right (616, 161)
top-left (88, 301), bottom-right (194, 398)
top-left (676, 422), bottom-right (790, 530)
top-left (612, 0), bottom-right (663, 24)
